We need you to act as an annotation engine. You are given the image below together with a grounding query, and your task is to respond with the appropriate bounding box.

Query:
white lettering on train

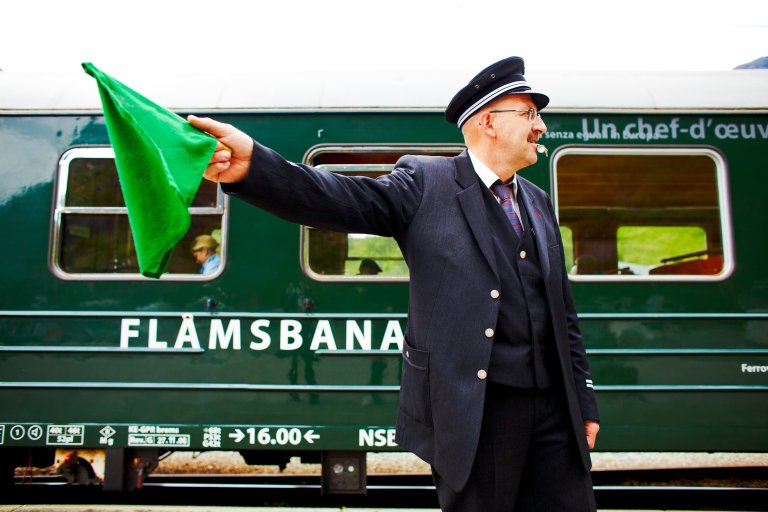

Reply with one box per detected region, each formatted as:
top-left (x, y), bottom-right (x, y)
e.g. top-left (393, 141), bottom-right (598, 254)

top-left (249, 319), bottom-right (271, 350)
top-left (310, 320), bottom-right (337, 350)
top-left (280, 320), bottom-right (303, 350)
top-left (120, 318), bottom-right (141, 348)
top-left (741, 363), bottom-right (768, 373)
top-left (119, 317), bottom-right (404, 353)
top-left (544, 117), bottom-right (768, 142)
top-left (210, 319), bottom-right (241, 350)
top-left (148, 318), bottom-right (168, 349)
top-left (347, 320), bottom-right (371, 350)
top-left (175, 314), bottom-right (201, 350)
top-left (358, 428), bottom-right (397, 447)
top-left (381, 321), bottom-right (403, 351)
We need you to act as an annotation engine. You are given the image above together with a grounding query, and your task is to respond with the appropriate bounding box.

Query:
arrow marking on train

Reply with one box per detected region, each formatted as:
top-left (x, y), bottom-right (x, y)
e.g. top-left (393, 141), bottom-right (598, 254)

top-left (303, 430), bottom-right (319, 443)
top-left (228, 429), bottom-right (245, 443)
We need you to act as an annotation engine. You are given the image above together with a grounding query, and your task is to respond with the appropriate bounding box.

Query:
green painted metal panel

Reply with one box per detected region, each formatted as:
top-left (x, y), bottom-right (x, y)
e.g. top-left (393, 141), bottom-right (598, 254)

top-left (1, 109), bottom-right (767, 453)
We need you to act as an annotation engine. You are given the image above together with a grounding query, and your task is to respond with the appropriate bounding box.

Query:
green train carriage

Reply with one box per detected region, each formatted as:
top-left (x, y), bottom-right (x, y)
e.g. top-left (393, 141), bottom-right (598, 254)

top-left (0, 68), bottom-right (766, 490)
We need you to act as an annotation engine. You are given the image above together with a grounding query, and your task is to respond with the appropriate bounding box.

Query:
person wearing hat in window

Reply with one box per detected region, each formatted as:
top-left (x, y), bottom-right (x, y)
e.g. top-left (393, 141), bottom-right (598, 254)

top-left (358, 258), bottom-right (383, 275)
top-left (191, 234), bottom-right (221, 275)
top-left (189, 56), bottom-right (599, 511)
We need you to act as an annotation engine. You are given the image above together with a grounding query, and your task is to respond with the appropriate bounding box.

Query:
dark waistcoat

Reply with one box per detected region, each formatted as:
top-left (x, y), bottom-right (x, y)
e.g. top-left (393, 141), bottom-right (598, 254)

top-left (481, 185), bottom-right (559, 388)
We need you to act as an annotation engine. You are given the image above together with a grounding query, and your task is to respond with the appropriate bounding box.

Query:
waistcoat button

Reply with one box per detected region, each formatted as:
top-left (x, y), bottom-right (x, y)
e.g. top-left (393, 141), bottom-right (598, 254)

top-left (485, 328), bottom-right (494, 338)
top-left (520, 250), bottom-right (527, 259)
top-left (477, 369), bottom-right (488, 380)
top-left (490, 289), bottom-right (500, 299)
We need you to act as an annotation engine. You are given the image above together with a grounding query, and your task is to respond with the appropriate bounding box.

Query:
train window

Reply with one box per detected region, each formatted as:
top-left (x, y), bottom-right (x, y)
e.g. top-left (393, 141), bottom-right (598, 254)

top-left (559, 226), bottom-right (574, 272)
top-left (553, 147), bottom-right (733, 281)
top-left (51, 147), bottom-right (228, 280)
top-left (301, 145), bottom-right (464, 282)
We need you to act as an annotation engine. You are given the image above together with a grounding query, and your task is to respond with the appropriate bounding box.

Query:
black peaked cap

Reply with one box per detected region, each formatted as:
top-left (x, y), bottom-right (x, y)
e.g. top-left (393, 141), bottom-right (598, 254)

top-left (445, 56), bottom-right (549, 128)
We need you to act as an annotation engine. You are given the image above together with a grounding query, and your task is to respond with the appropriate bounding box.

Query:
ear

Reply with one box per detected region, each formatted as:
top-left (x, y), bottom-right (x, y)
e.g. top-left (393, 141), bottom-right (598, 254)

top-left (477, 111), bottom-right (497, 138)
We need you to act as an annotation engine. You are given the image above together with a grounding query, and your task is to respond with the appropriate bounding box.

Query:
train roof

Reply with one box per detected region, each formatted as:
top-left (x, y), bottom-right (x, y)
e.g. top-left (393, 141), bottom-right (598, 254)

top-left (1, 69), bottom-right (767, 113)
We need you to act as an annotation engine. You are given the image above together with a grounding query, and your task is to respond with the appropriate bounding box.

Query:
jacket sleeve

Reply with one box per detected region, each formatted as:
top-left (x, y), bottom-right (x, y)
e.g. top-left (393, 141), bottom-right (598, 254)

top-left (548, 196), bottom-right (600, 422)
top-left (222, 140), bottom-right (424, 237)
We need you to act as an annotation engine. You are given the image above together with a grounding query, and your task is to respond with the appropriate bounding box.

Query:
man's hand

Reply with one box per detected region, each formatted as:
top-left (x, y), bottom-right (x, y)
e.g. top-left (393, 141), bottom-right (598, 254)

top-left (187, 115), bottom-right (253, 183)
top-left (584, 420), bottom-right (599, 449)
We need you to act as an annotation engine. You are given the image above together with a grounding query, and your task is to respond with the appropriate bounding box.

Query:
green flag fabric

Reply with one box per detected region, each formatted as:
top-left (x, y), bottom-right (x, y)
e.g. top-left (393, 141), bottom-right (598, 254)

top-left (82, 62), bottom-right (217, 278)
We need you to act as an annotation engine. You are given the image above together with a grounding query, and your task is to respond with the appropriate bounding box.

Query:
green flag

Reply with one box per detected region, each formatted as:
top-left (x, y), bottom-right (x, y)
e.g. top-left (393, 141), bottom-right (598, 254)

top-left (82, 62), bottom-right (218, 278)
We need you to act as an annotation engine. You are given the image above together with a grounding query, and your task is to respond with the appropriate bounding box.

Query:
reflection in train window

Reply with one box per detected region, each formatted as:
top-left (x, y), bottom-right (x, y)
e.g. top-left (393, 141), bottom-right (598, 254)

top-left (559, 226), bottom-right (574, 272)
top-left (301, 146), bottom-right (464, 281)
top-left (51, 147), bottom-right (227, 280)
top-left (554, 147), bottom-right (732, 281)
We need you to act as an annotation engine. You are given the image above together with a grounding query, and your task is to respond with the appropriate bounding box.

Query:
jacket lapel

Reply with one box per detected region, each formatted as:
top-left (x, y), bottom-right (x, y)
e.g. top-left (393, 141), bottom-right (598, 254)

top-left (454, 152), bottom-right (499, 281)
top-left (518, 178), bottom-right (551, 281)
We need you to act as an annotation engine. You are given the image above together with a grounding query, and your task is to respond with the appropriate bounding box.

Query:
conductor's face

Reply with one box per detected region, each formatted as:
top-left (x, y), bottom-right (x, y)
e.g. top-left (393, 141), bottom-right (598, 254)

top-left (487, 94), bottom-right (547, 170)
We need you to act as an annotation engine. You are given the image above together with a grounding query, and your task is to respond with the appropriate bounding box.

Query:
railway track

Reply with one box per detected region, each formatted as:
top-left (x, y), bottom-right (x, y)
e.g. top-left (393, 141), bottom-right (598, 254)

top-left (6, 467), bottom-right (768, 510)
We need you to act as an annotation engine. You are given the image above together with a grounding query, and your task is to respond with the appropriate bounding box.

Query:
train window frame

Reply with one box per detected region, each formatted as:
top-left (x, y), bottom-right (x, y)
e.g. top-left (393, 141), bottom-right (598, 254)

top-left (299, 144), bottom-right (465, 283)
top-left (50, 146), bottom-right (229, 281)
top-left (551, 145), bottom-right (734, 282)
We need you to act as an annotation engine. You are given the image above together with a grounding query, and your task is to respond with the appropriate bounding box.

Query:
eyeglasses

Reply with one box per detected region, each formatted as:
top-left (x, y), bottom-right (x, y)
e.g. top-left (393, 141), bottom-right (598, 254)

top-left (489, 108), bottom-right (541, 123)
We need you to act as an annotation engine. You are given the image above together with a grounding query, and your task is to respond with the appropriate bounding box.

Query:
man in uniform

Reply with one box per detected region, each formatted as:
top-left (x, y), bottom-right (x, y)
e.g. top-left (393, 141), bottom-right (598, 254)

top-left (188, 56), bottom-right (599, 511)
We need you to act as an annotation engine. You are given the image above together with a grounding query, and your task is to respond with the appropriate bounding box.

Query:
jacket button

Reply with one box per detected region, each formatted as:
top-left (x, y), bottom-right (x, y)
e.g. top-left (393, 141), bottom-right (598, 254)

top-left (490, 289), bottom-right (500, 299)
top-left (477, 369), bottom-right (488, 380)
top-left (485, 328), bottom-right (494, 338)
top-left (520, 250), bottom-right (527, 259)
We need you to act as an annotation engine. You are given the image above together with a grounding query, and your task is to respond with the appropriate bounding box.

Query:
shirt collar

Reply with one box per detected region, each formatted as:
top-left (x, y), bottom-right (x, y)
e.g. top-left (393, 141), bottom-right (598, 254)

top-left (467, 149), bottom-right (518, 196)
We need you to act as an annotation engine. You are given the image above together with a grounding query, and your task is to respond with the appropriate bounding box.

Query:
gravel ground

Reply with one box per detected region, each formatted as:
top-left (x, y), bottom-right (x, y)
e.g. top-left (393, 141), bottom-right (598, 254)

top-left (0, 507), bottom-right (718, 512)
top-left (153, 451), bottom-right (433, 475)
top-left (154, 451), bottom-right (768, 475)
top-left (9, 454), bottom-right (764, 511)
top-left (1, 508), bottom-right (436, 512)
top-left (16, 450), bottom-right (767, 477)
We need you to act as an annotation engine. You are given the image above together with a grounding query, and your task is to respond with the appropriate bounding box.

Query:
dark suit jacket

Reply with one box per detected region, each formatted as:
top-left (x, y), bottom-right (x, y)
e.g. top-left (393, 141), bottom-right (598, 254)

top-left (227, 141), bottom-right (599, 492)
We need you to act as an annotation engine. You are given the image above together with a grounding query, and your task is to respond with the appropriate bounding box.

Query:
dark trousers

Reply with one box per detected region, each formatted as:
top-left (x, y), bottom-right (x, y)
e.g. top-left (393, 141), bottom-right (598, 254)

top-left (433, 382), bottom-right (595, 512)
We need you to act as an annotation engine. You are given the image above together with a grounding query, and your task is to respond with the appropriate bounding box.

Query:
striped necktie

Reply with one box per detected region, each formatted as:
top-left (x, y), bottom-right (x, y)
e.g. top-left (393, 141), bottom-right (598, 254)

top-left (492, 181), bottom-right (524, 237)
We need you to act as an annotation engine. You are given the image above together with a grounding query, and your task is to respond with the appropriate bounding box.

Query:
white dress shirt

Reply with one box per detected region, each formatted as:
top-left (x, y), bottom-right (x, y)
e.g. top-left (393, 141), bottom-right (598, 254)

top-left (467, 149), bottom-right (522, 218)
